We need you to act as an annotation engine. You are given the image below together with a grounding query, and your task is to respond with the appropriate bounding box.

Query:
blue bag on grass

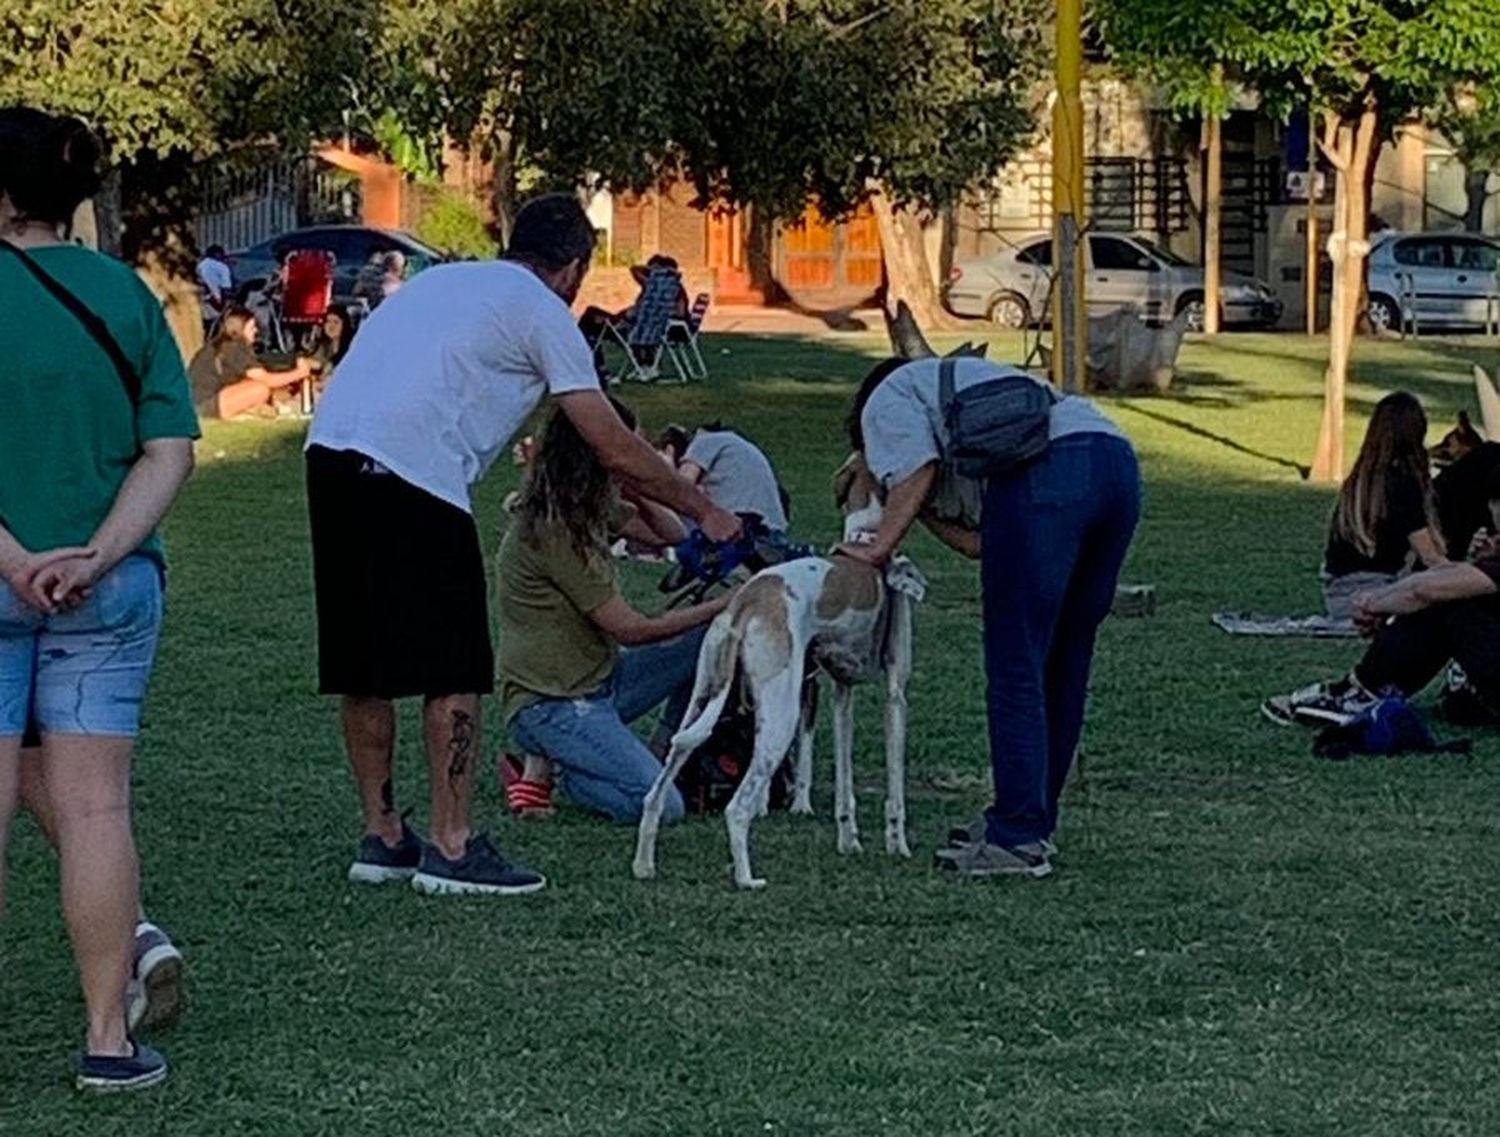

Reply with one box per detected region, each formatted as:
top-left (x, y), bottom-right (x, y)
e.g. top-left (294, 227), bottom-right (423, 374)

top-left (1313, 693), bottom-right (1472, 761)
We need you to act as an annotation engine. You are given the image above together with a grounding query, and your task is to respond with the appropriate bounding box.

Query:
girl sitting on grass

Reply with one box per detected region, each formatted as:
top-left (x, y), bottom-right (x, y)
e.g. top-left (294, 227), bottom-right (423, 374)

top-left (187, 305), bottom-right (311, 420)
top-left (1322, 391), bottom-right (1447, 620)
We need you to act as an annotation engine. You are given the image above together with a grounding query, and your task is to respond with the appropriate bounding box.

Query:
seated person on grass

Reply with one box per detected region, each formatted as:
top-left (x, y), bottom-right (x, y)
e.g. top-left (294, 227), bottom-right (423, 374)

top-left (656, 422), bottom-right (790, 537)
top-left (1321, 392), bottom-right (1446, 620)
top-left (497, 398), bottom-right (732, 823)
top-left (1267, 465), bottom-right (1500, 728)
top-left (188, 304), bottom-right (311, 420)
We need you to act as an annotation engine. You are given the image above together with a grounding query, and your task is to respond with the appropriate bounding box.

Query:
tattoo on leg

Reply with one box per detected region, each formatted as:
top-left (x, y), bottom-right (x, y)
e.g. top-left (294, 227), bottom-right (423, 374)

top-left (380, 778), bottom-right (394, 816)
top-left (446, 710), bottom-right (475, 796)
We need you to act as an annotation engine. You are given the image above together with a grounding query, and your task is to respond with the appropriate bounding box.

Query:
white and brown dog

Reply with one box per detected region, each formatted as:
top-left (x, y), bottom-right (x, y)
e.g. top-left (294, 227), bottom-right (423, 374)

top-left (633, 454), bottom-right (923, 889)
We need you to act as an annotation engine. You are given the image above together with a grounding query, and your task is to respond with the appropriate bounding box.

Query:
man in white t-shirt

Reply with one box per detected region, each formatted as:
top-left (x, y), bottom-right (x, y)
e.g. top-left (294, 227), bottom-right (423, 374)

top-left (196, 245), bottom-right (232, 326)
top-left (305, 194), bottom-right (740, 898)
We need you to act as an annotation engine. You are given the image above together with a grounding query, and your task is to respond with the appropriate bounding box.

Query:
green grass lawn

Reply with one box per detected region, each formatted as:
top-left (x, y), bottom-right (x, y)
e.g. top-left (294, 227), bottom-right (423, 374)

top-left (5, 330), bottom-right (1500, 1134)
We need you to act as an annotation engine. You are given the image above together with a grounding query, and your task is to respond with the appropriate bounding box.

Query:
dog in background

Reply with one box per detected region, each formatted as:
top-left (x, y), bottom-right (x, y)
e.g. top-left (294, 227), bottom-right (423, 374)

top-left (633, 454), bottom-right (918, 889)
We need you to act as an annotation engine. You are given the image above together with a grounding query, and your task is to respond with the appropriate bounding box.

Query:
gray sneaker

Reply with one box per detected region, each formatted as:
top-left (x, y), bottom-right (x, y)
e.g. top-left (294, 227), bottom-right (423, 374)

top-left (1262, 675), bottom-right (1376, 728)
top-left (126, 922), bottom-right (185, 1033)
top-left (944, 817), bottom-right (1056, 857)
top-left (936, 840), bottom-right (1052, 878)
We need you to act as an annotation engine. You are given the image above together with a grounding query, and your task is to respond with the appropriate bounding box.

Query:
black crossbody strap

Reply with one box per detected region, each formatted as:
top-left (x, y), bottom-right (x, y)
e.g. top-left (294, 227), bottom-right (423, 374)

top-left (0, 238), bottom-right (142, 406)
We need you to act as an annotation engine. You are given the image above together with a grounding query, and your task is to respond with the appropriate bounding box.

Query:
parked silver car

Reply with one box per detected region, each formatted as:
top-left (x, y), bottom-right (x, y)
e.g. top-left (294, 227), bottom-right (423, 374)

top-left (944, 231), bottom-right (1282, 331)
top-left (1366, 231), bottom-right (1500, 333)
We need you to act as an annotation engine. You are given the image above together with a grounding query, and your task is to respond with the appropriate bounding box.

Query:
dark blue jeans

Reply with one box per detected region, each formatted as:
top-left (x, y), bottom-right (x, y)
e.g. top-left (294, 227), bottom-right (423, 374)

top-left (981, 433), bottom-right (1141, 847)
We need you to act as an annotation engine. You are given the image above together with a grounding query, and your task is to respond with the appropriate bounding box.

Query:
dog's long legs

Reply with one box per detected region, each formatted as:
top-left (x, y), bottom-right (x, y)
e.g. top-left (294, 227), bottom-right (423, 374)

top-left (790, 676), bottom-right (819, 816)
top-left (726, 666), bottom-right (801, 889)
top-left (832, 682), bottom-right (861, 855)
top-left (634, 616), bottom-right (735, 880)
top-left (883, 595), bottom-right (913, 858)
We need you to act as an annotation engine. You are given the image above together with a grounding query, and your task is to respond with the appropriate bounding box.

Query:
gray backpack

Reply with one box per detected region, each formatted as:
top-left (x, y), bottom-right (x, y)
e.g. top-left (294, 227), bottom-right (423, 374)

top-left (927, 359), bottom-right (1056, 528)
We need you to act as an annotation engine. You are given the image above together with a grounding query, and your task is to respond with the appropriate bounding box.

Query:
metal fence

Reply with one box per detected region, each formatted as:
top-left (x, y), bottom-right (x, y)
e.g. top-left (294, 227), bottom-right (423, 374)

top-left (193, 157), bottom-right (361, 252)
top-left (975, 156), bottom-right (1192, 238)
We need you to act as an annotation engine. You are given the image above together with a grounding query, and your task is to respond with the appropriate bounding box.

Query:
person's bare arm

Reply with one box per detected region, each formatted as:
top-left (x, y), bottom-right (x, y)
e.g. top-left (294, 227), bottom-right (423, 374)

top-left (245, 362), bottom-right (310, 390)
top-left (1409, 528), bottom-right (1449, 569)
top-left (678, 461), bottom-right (706, 486)
top-left (588, 591), bottom-right (731, 647)
top-left (919, 513), bottom-right (981, 559)
top-left (557, 391), bottom-right (740, 541)
top-left (835, 462), bottom-right (938, 568)
top-left (1353, 561), bottom-right (1497, 631)
top-left (619, 490), bottom-right (688, 546)
top-left (30, 438), bottom-right (194, 608)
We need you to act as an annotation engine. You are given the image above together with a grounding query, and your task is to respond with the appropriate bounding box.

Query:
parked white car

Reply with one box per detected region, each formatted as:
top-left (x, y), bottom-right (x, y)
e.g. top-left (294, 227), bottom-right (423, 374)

top-left (1366, 231), bottom-right (1500, 333)
top-left (944, 231), bottom-right (1282, 331)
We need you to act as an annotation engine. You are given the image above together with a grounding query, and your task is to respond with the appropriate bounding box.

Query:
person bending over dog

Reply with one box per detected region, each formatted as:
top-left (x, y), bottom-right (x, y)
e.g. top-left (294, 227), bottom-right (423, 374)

top-left (497, 403), bottom-right (733, 825)
top-left (838, 355), bottom-right (1139, 879)
top-left (1321, 392), bottom-right (1446, 620)
top-left (1269, 464), bottom-right (1500, 727)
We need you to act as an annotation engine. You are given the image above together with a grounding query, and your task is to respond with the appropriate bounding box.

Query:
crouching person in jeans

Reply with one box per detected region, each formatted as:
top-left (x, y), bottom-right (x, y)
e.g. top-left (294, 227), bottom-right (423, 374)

top-left (498, 406), bottom-right (733, 823)
top-left (838, 356), bottom-right (1139, 879)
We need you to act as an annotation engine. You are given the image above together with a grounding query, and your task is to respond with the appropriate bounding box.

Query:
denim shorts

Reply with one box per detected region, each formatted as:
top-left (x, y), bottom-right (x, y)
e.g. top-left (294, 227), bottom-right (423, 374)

top-left (0, 555), bottom-right (165, 738)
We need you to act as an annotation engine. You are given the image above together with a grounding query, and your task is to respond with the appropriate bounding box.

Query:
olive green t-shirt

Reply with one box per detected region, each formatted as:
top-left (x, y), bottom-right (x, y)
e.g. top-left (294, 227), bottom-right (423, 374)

top-left (0, 245), bottom-right (199, 564)
top-left (496, 517), bottom-right (619, 724)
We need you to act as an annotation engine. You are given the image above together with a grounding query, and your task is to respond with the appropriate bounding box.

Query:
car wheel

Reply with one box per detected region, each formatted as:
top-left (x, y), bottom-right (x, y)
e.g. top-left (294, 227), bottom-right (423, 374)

top-left (1175, 294), bottom-right (1206, 333)
top-left (988, 292), bottom-right (1030, 330)
top-left (1367, 294), bottom-right (1400, 335)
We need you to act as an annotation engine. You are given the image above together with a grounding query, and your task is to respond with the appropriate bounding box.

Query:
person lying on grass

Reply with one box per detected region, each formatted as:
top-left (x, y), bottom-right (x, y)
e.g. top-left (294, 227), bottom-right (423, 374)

top-left (188, 304), bottom-right (312, 420)
top-left (497, 399), bottom-right (733, 824)
top-left (1268, 464), bottom-right (1500, 728)
top-left (1321, 391), bottom-right (1447, 621)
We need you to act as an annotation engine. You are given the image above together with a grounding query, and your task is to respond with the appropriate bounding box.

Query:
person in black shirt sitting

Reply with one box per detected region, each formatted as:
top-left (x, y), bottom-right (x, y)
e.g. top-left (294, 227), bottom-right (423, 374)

top-left (1321, 392), bottom-right (1447, 619)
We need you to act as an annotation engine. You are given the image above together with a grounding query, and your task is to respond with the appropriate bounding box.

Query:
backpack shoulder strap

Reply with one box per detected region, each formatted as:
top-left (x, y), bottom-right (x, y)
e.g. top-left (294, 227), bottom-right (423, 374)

top-left (0, 239), bottom-right (142, 406)
top-left (938, 357), bottom-right (957, 409)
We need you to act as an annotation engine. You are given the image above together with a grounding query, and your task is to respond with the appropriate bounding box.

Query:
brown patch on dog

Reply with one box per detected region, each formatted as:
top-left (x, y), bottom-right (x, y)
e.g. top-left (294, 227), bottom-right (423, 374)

top-left (1432, 410), bottom-right (1487, 467)
top-left (817, 556), bottom-right (883, 619)
top-left (731, 574), bottom-right (792, 655)
top-left (833, 452), bottom-right (878, 513)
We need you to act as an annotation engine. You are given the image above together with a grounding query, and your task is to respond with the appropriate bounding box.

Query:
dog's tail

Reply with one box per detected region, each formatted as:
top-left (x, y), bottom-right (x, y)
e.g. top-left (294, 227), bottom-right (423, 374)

top-left (667, 612), bottom-right (745, 756)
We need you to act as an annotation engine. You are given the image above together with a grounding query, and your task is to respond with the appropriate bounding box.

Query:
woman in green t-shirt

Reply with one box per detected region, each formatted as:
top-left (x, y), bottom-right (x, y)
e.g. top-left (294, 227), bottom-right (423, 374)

top-left (0, 108), bottom-right (197, 1092)
top-left (496, 401), bottom-right (731, 824)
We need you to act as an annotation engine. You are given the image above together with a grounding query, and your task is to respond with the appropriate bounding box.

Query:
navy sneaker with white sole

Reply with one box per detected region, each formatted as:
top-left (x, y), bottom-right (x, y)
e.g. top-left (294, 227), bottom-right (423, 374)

top-left (126, 921), bottom-right (185, 1033)
top-left (75, 1040), bottom-right (168, 1093)
top-left (348, 813), bottom-right (423, 885)
top-left (411, 833), bottom-right (546, 897)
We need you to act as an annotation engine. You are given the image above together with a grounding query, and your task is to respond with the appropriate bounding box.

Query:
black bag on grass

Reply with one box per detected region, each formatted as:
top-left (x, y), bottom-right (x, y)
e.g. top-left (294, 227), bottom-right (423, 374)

top-left (674, 702), bottom-right (795, 816)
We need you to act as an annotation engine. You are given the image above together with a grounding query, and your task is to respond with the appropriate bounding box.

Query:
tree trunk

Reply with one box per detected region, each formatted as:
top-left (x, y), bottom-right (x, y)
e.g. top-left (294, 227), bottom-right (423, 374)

top-left (1311, 104), bottom-right (1378, 484)
top-left (120, 153), bottom-right (205, 359)
top-left (868, 187), bottom-right (955, 330)
top-left (1464, 167), bottom-right (1491, 232)
top-left (491, 129), bottom-right (519, 249)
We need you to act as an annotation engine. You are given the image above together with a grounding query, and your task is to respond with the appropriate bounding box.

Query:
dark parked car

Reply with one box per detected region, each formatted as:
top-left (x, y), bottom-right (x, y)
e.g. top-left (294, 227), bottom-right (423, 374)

top-left (229, 226), bottom-right (446, 307)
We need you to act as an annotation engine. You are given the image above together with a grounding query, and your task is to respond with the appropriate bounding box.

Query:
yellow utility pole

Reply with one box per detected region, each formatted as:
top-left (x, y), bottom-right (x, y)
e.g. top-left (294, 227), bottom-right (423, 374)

top-left (1305, 121), bottom-right (1319, 335)
top-left (1052, 0), bottom-right (1086, 393)
top-left (1203, 100), bottom-right (1223, 335)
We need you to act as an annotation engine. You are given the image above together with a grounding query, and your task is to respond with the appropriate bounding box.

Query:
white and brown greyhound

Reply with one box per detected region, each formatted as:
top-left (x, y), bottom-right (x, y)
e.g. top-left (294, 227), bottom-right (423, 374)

top-left (633, 453), bottom-right (922, 889)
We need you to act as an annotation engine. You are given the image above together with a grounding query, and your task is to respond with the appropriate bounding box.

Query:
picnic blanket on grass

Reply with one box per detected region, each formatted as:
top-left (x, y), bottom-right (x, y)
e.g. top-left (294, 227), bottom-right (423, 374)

top-left (1212, 612), bottom-right (1360, 639)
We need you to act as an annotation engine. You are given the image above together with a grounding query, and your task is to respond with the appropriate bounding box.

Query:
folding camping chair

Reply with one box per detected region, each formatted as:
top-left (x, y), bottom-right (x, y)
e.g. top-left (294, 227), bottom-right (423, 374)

top-left (593, 266), bottom-right (687, 383)
top-left (667, 292), bottom-right (711, 381)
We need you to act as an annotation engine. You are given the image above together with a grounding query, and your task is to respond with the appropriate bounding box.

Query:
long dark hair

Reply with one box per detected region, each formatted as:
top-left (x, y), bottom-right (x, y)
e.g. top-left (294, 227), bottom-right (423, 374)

top-left (1332, 391), bottom-right (1437, 556)
top-left (0, 107), bottom-right (102, 228)
top-left (517, 397), bottom-right (638, 559)
top-left (211, 305), bottom-right (256, 356)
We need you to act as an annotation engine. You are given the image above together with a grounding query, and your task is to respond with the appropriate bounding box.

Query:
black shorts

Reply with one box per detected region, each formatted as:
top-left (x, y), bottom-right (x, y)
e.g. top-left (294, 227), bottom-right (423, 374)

top-left (306, 446), bottom-right (493, 698)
